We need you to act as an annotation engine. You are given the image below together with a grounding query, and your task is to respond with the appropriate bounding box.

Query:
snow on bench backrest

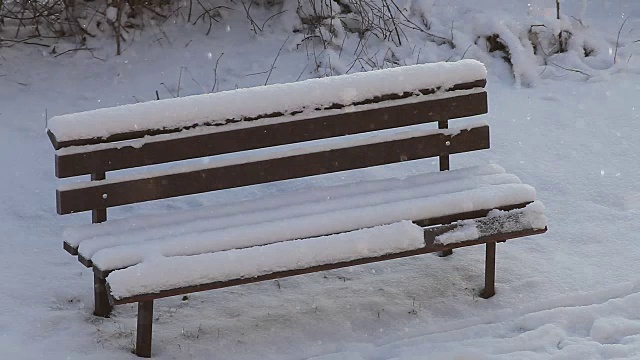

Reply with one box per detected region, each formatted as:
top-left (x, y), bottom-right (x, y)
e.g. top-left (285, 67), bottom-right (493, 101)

top-left (47, 60), bottom-right (487, 149)
top-left (51, 60), bottom-right (492, 216)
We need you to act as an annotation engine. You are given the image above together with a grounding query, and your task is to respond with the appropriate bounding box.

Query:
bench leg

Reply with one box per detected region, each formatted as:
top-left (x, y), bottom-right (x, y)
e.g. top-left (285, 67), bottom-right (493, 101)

top-left (93, 273), bottom-right (112, 317)
top-left (438, 249), bottom-right (453, 257)
top-left (135, 301), bottom-right (154, 358)
top-left (480, 242), bottom-right (496, 299)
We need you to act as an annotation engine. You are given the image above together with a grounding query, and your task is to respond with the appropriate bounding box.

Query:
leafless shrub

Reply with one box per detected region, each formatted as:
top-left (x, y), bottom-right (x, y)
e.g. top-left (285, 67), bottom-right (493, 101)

top-left (527, 25), bottom-right (574, 61)
top-left (0, 0), bottom-right (448, 58)
top-left (0, 0), bottom-right (175, 54)
top-left (482, 33), bottom-right (512, 65)
top-left (297, 0), bottom-right (407, 48)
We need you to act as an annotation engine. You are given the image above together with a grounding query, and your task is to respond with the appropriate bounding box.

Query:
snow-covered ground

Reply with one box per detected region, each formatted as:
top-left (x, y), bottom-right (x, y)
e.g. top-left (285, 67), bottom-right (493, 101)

top-left (3, 0), bottom-right (640, 359)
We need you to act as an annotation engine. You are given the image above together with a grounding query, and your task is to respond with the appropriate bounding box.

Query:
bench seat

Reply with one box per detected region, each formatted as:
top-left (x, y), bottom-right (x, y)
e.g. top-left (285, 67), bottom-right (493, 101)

top-left (107, 221), bottom-right (426, 300)
top-left (64, 164), bottom-right (540, 276)
top-left (64, 164), bottom-right (514, 252)
top-left (106, 198), bottom-right (545, 303)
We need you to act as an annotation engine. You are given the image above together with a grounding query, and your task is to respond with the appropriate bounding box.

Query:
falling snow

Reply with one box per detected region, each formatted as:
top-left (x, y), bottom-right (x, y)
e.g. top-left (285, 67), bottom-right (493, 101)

top-left (2, 0), bottom-right (640, 359)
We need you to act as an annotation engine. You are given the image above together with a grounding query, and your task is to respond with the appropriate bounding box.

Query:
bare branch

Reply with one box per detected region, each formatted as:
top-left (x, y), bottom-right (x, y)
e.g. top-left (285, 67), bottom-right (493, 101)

top-left (265, 36), bottom-right (289, 86)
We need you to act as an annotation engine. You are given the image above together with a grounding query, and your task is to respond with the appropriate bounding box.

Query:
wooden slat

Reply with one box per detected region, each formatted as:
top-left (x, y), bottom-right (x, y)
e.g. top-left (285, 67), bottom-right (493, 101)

top-left (107, 226), bottom-right (547, 305)
top-left (48, 79), bottom-right (486, 151)
top-left (55, 90), bottom-right (487, 178)
top-left (56, 125), bottom-right (490, 215)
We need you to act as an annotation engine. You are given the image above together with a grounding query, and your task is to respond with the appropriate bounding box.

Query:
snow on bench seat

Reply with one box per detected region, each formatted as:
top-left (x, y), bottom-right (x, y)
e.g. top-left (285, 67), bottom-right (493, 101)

top-left (434, 202), bottom-right (547, 245)
top-left (47, 60), bottom-right (486, 145)
top-left (107, 221), bottom-right (425, 300)
top-left (81, 166), bottom-right (538, 273)
top-left (65, 164), bottom-right (507, 250)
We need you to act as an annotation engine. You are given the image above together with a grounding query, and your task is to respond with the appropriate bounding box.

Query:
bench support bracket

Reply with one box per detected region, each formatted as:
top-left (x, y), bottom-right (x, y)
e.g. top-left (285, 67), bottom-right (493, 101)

top-left (437, 119), bottom-right (453, 258)
top-left (93, 273), bottom-right (113, 317)
top-left (91, 171), bottom-right (112, 318)
top-left (480, 242), bottom-right (496, 299)
top-left (136, 300), bottom-right (154, 358)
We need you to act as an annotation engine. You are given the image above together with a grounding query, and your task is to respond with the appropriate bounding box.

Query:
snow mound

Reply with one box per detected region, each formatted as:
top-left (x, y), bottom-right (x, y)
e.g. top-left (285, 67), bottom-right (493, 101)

top-left (329, 281), bottom-right (640, 359)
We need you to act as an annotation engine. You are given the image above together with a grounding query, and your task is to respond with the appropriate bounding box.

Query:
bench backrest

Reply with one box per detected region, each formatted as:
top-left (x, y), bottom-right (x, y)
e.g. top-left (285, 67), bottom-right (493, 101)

top-left (48, 60), bottom-right (489, 220)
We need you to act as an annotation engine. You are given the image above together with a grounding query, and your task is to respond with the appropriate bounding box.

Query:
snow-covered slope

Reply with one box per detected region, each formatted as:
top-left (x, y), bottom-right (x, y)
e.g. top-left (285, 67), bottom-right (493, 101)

top-left (2, 0), bottom-right (640, 359)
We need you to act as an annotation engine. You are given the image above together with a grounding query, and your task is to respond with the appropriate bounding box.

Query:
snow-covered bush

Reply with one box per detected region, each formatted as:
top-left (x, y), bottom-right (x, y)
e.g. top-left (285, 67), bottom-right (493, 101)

top-left (1, 0), bottom-right (636, 85)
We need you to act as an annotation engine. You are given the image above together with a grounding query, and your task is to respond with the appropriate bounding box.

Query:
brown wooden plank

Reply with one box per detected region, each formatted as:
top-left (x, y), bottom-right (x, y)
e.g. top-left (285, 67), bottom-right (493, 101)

top-left (48, 79), bottom-right (486, 151)
top-left (56, 125), bottom-right (490, 215)
top-left (54, 90), bottom-right (488, 178)
top-left (107, 226), bottom-right (547, 305)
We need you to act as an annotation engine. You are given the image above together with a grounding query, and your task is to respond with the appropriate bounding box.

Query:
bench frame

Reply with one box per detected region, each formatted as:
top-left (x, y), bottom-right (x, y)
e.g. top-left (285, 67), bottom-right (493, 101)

top-left (49, 68), bottom-right (546, 357)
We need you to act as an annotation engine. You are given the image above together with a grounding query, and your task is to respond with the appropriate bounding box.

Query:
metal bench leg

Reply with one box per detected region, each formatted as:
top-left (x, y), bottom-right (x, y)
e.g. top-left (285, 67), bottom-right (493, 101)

top-left (136, 301), bottom-right (154, 358)
top-left (93, 273), bottom-right (112, 317)
top-left (480, 242), bottom-right (496, 299)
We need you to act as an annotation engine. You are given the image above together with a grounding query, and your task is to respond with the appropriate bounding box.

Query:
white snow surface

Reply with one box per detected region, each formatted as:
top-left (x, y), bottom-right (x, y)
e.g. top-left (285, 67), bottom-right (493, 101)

top-left (64, 164), bottom-right (507, 247)
top-left (107, 221), bottom-right (425, 300)
top-left (82, 169), bottom-right (536, 272)
top-left (105, 7), bottom-right (118, 22)
top-left (55, 88), bottom-right (486, 156)
top-left (4, 0), bottom-right (640, 359)
top-left (90, 183), bottom-right (535, 271)
top-left (46, 60), bottom-right (486, 144)
top-left (435, 223), bottom-right (480, 245)
top-left (435, 201), bottom-right (547, 245)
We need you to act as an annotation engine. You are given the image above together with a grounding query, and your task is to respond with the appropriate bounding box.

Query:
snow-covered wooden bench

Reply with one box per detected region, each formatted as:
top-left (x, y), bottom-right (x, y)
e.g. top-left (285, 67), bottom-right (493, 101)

top-left (47, 60), bottom-right (547, 357)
